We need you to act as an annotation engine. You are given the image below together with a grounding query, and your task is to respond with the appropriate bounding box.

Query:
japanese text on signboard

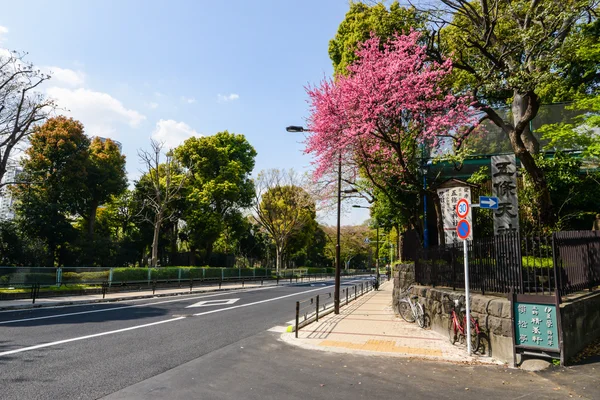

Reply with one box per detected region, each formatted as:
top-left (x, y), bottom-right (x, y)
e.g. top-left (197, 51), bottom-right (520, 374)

top-left (514, 302), bottom-right (559, 350)
top-left (437, 186), bottom-right (472, 246)
top-left (491, 155), bottom-right (519, 235)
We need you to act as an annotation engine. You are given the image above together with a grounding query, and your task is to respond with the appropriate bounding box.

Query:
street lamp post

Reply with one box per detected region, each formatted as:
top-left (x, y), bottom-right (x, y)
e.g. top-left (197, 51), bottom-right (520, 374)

top-left (286, 125), bottom-right (343, 314)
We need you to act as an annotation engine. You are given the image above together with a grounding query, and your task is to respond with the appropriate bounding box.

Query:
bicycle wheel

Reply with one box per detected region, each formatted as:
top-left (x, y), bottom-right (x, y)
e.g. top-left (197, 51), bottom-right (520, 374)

top-left (399, 301), bottom-right (415, 323)
top-left (448, 315), bottom-right (457, 344)
top-left (415, 302), bottom-right (425, 328)
top-left (470, 322), bottom-right (481, 354)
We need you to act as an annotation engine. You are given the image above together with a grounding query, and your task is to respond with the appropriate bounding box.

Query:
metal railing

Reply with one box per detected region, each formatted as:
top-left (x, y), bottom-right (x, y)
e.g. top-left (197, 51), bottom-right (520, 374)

top-left (294, 279), bottom-right (375, 338)
top-left (415, 231), bottom-right (600, 300)
top-left (0, 271), bottom-right (367, 304)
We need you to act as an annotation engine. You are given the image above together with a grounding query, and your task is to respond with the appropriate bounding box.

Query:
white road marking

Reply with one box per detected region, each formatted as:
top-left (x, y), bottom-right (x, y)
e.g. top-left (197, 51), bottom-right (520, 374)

top-left (0, 287), bottom-right (275, 325)
top-left (267, 326), bottom-right (288, 333)
top-left (0, 285), bottom-right (332, 357)
top-left (186, 298), bottom-right (239, 308)
top-left (193, 286), bottom-right (327, 317)
top-left (0, 317), bottom-right (186, 357)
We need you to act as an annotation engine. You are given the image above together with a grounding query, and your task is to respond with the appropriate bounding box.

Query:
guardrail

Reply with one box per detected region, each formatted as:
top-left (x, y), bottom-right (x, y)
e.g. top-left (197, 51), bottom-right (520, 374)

top-left (0, 272), bottom-right (367, 304)
top-left (294, 278), bottom-right (376, 338)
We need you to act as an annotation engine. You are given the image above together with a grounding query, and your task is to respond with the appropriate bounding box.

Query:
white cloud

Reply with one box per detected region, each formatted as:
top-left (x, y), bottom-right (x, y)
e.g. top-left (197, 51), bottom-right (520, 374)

top-left (0, 26), bottom-right (8, 42)
top-left (42, 66), bottom-right (85, 87)
top-left (151, 119), bottom-right (201, 149)
top-left (147, 102), bottom-right (159, 109)
top-left (217, 93), bottom-right (240, 103)
top-left (46, 87), bottom-right (146, 136)
top-left (181, 96), bottom-right (196, 104)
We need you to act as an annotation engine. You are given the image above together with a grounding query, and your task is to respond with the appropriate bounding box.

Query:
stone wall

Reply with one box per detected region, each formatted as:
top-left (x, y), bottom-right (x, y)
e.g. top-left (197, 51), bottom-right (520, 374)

top-left (392, 266), bottom-right (514, 364)
top-left (560, 291), bottom-right (600, 362)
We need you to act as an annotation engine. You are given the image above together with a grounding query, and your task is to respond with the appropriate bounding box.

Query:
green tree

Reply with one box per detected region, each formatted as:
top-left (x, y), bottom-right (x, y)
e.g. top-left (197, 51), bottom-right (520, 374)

top-left (329, 1), bottom-right (424, 76)
top-left (427, 0), bottom-right (599, 226)
top-left (175, 131), bottom-right (256, 263)
top-left (81, 137), bottom-right (127, 238)
top-left (252, 169), bottom-right (316, 274)
top-left (12, 116), bottom-right (89, 266)
top-left (538, 95), bottom-right (600, 158)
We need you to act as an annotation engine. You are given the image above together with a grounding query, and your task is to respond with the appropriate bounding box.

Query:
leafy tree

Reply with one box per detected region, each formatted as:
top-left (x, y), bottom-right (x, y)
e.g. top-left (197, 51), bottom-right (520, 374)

top-left (329, 1), bottom-right (424, 76)
top-left (323, 224), bottom-right (371, 270)
top-left (81, 137), bottom-right (127, 238)
top-left (175, 131), bottom-right (256, 263)
top-left (0, 51), bottom-right (54, 189)
top-left (252, 169), bottom-right (316, 274)
top-left (306, 32), bottom-right (476, 244)
top-left (137, 140), bottom-right (186, 267)
top-left (426, 0), bottom-right (599, 225)
top-left (538, 95), bottom-right (600, 158)
top-left (12, 116), bottom-right (89, 266)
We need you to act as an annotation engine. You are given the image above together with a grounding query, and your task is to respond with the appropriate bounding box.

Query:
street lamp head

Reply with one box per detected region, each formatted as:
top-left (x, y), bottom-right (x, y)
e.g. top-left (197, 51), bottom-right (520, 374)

top-left (286, 125), bottom-right (305, 133)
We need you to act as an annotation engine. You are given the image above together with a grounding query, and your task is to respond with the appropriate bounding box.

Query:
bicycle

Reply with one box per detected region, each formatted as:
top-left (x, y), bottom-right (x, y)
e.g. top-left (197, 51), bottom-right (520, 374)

top-left (398, 286), bottom-right (425, 328)
top-left (443, 294), bottom-right (482, 353)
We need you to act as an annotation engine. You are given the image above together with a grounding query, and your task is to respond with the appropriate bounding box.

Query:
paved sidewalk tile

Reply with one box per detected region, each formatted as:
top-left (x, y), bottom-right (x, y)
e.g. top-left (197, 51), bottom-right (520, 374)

top-left (281, 280), bottom-right (503, 365)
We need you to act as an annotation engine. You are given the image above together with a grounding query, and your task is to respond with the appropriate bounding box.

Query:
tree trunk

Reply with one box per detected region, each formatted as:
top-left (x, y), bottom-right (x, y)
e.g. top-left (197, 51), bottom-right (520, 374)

top-left (396, 223), bottom-right (402, 262)
top-left (512, 93), bottom-right (540, 154)
top-left (151, 213), bottom-right (162, 268)
top-left (275, 245), bottom-right (283, 276)
top-left (507, 127), bottom-right (554, 226)
top-left (87, 200), bottom-right (99, 238)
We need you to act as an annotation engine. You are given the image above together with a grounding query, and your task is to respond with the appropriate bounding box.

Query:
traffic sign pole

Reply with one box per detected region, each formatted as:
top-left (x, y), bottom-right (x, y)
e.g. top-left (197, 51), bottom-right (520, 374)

top-left (455, 197), bottom-right (473, 355)
top-left (464, 238), bottom-right (471, 355)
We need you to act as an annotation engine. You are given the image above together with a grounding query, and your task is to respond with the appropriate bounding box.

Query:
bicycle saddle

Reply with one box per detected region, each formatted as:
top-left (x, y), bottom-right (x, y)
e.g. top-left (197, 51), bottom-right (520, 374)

top-left (411, 295), bottom-right (419, 300)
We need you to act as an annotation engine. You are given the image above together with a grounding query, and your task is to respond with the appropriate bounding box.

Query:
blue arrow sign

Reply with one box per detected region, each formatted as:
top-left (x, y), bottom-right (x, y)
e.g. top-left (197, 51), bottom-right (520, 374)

top-left (479, 196), bottom-right (499, 209)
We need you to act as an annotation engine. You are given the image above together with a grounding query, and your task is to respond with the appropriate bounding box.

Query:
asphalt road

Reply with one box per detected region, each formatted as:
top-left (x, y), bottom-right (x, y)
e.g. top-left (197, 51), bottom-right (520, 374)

top-left (104, 330), bottom-right (598, 400)
top-left (0, 277), bottom-right (368, 400)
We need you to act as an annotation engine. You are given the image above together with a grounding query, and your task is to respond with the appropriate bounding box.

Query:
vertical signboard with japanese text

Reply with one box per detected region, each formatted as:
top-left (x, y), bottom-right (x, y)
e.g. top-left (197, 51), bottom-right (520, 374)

top-left (491, 155), bottom-right (519, 235)
top-left (437, 186), bottom-right (472, 246)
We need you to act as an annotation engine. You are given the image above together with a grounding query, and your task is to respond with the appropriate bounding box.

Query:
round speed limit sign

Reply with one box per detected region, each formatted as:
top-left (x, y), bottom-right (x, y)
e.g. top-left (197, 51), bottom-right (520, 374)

top-left (456, 198), bottom-right (470, 219)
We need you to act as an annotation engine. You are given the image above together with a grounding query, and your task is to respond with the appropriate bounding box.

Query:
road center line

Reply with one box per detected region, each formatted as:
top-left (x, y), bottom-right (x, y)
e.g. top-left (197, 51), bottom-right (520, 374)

top-left (0, 277), bottom-right (367, 325)
top-left (0, 286), bottom-right (276, 325)
top-left (0, 284), bottom-right (341, 357)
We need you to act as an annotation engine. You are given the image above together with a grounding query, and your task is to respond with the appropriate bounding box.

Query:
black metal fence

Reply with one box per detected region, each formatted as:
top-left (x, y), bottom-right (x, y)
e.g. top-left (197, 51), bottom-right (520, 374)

top-left (415, 231), bottom-right (600, 299)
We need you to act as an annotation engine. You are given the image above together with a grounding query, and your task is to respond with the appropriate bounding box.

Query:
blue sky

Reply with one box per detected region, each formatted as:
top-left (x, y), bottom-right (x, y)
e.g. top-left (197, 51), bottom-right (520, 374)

top-left (0, 0), bottom-right (371, 225)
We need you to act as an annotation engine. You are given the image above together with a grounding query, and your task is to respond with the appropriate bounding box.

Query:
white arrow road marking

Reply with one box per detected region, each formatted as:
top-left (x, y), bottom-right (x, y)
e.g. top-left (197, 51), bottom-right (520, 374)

top-left (186, 298), bottom-right (239, 308)
top-left (0, 285), bottom-right (330, 357)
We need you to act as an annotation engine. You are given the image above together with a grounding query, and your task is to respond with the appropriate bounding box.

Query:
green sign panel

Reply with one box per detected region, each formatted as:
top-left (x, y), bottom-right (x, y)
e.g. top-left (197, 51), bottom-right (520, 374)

top-left (514, 302), bottom-right (559, 350)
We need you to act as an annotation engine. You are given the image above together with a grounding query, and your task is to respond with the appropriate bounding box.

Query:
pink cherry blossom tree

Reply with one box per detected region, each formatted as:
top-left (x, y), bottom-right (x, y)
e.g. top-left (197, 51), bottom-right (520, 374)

top-left (304, 31), bottom-right (478, 242)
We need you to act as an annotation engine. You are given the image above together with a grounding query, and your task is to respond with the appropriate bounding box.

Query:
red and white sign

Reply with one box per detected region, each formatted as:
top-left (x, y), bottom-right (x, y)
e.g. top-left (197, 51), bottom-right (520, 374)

top-left (456, 198), bottom-right (470, 219)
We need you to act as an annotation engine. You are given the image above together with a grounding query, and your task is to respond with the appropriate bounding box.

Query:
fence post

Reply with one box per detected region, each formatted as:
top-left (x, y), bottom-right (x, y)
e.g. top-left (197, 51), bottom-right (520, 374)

top-left (178, 268), bottom-right (182, 285)
top-left (202, 268), bottom-right (206, 279)
top-left (56, 267), bottom-right (62, 287)
top-left (221, 268), bottom-right (224, 281)
top-left (147, 268), bottom-right (152, 285)
top-left (295, 301), bottom-right (300, 338)
top-left (346, 288), bottom-right (348, 305)
top-left (552, 233), bottom-right (562, 303)
top-left (189, 278), bottom-right (193, 293)
top-left (316, 295), bottom-right (320, 322)
top-left (109, 268), bottom-right (113, 288)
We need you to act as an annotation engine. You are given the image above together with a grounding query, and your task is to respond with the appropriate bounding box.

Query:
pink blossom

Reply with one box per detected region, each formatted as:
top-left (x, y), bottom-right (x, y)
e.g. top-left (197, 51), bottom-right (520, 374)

top-left (305, 32), bottom-right (477, 182)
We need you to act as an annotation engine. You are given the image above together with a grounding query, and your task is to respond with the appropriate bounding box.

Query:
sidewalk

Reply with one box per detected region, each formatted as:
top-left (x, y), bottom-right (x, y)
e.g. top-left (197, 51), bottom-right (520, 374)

top-left (0, 278), bottom-right (301, 311)
top-left (282, 280), bottom-right (503, 364)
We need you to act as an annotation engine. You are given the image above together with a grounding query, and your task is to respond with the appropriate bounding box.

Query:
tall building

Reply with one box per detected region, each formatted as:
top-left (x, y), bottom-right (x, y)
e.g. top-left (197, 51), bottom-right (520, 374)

top-left (0, 160), bottom-right (23, 221)
top-left (95, 136), bottom-right (123, 152)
